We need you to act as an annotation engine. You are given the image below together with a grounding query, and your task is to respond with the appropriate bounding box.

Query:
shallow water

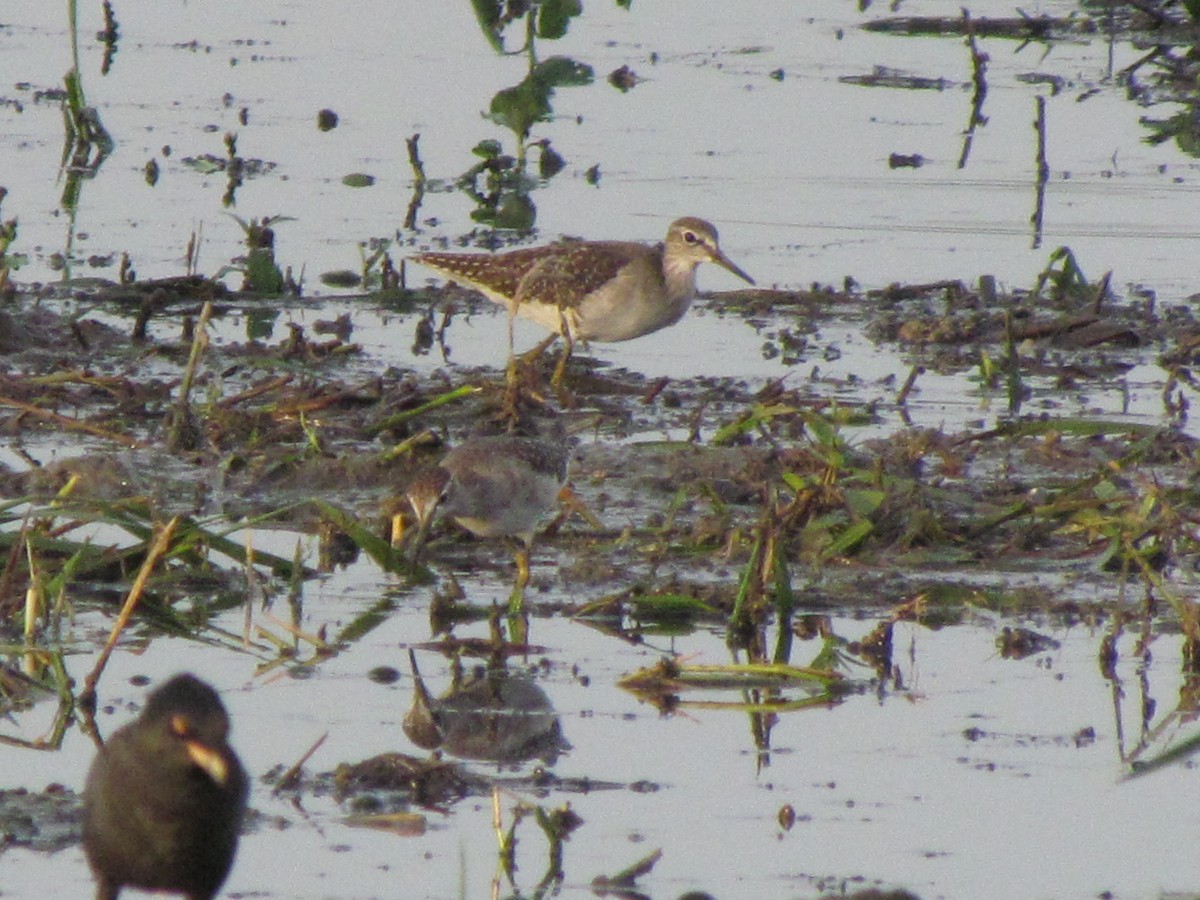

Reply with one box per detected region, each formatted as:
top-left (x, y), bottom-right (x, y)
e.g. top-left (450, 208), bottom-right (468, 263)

top-left (4, 2), bottom-right (1200, 898)
top-left (4, 1), bottom-right (1198, 301)
top-left (6, 561), bottom-right (1200, 899)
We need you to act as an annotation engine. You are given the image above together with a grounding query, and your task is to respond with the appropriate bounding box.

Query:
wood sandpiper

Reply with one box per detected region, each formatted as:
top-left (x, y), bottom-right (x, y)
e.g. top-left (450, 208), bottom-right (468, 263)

top-left (405, 433), bottom-right (572, 613)
top-left (413, 217), bottom-right (755, 382)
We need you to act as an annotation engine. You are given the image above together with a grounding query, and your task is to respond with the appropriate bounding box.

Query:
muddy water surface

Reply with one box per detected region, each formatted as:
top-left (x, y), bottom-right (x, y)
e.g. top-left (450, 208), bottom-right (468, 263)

top-left (3, 2), bottom-right (1200, 899)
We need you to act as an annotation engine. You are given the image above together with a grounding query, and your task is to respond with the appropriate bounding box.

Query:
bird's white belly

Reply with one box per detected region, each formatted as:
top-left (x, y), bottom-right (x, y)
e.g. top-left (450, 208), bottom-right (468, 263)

top-left (517, 274), bottom-right (692, 343)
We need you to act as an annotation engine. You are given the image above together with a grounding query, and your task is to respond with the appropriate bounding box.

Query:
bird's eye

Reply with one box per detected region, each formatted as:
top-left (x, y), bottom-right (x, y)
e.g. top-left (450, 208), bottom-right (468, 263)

top-left (683, 230), bottom-right (699, 244)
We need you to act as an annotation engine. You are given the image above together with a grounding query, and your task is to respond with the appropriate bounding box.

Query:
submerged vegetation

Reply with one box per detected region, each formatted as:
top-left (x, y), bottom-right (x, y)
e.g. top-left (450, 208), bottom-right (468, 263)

top-left (2, 240), bottom-right (1200, 765)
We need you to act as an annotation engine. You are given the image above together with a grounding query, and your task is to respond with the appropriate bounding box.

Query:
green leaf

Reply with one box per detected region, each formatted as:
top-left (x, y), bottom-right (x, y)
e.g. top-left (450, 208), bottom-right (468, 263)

top-left (1127, 729), bottom-right (1200, 779)
top-left (537, 0), bottom-right (582, 39)
top-left (489, 79), bottom-right (552, 138)
top-left (533, 55), bottom-right (594, 88)
top-left (469, 0), bottom-right (506, 52)
top-left (619, 660), bottom-right (843, 693)
top-left (781, 471), bottom-right (808, 493)
top-left (471, 139), bottom-right (504, 160)
top-left (43, 541), bottom-right (90, 598)
top-left (845, 488), bottom-right (885, 518)
top-left (805, 412), bottom-right (839, 448)
top-left (826, 518), bottom-right (874, 557)
top-left (64, 68), bottom-right (85, 115)
top-left (244, 247), bottom-right (284, 294)
top-left (319, 269), bottom-right (362, 288)
top-left (188, 157), bottom-right (225, 175)
top-left (491, 193), bottom-right (536, 231)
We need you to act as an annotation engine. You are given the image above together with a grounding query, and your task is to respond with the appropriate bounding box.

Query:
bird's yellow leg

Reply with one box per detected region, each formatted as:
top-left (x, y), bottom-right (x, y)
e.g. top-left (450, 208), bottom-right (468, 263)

top-left (550, 331), bottom-right (575, 387)
top-left (517, 332), bottom-right (560, 367)
top-left (507, 545), bottom-right (530, 614)
top-left (507, 608), bottom-right (529, 647)
top-left (504, 302), bottom-right (522, 390)
top-left (544, 483), bottom-right (602, 536)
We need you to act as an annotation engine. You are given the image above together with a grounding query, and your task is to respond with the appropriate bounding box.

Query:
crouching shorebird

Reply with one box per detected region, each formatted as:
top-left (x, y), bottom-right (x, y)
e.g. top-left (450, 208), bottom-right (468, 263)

top-left (405, 433), bottom-right (578, 613)
top-left (412, 217), bottom-right (755, 382)
top-left (82, 674), bottom-right (248, 900)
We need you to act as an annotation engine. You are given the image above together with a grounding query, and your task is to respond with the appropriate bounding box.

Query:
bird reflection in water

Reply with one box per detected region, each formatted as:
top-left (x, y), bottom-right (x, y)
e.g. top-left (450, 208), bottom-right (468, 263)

top-left (403, 649), bottom-right (568, 767)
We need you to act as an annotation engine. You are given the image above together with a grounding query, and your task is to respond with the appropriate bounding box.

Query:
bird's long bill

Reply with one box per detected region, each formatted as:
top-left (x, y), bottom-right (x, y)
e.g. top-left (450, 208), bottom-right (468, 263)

top-left (711, 248), bottom-right (755, 286)
top-left (171, 713), bottom-right (231, 785)
top-left (406, 515), bottom-right (434, 564)
top-left (403, 649), bottom-right (441, 748)
top-left (558, 484), bottom-right (604, 531)
top-left (184, 737), bottom-right (231, 786)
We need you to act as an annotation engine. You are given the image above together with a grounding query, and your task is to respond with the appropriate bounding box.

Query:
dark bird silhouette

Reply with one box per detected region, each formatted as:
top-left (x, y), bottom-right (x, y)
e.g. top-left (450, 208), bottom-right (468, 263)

top-left (82, 674), bottom-right (248, 900)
